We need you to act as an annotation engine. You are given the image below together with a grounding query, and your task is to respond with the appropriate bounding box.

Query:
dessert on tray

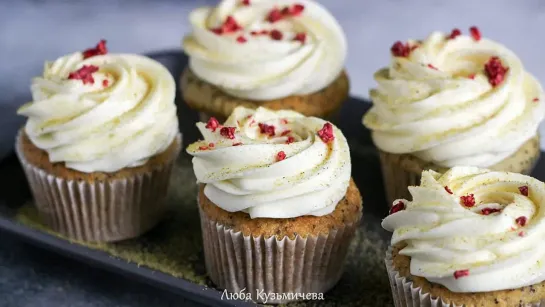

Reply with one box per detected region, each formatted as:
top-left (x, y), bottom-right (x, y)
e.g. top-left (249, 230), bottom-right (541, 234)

top-left (16, 40), bottom-right (181, 242)
top-left (383, 166), bottom-right (545, 306)
top-left (186, 106), bottom-right (362, 303)
top-left (181, 0), bottom-right (349, 121)
top-left (363, 27), bottom-right (545, 205)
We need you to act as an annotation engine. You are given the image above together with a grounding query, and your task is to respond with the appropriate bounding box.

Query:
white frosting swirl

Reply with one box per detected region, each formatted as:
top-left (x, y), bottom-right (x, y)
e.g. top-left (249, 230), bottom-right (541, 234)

top-left (363, 31), bottom-right (545, 167)
top-left (187, 106), bottom-right (351, 218)
top-left (17, 52), bottom-right (179, 173)
top-left (383, 166), bottom-right (545, 292)
top-left (182, 0), bottom-right (347, 100)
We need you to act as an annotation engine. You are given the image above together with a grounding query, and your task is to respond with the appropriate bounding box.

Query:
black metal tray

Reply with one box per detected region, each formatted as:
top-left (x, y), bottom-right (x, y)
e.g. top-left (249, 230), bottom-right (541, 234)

top-left (1, 51), bottom-right (543, 307)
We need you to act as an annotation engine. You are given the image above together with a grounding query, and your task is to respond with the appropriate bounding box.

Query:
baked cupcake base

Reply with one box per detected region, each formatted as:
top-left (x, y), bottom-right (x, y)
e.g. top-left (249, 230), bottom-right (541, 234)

top-left (181, 67), bottom-right (349, 121)
top-left (15, 130), bottom-right (182, 242)
top-left (198, 179), bottom-right (362, 303)
top-left (385, 245), bottom-right (545, 306)
top-left (379, 135), bottom-right (541, 206)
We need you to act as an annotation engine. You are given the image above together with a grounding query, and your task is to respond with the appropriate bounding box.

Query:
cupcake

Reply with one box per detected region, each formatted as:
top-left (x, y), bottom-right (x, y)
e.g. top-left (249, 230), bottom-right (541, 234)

top-left (15, 40), bottom-right (181, 242)
top-left (383, 166), bottom-right (545, 306)
top-left (181, 0), bottom-right (349, 122)
top-left (362, 27), bottom-right (545, 205)
top-left (187, 106), bottom-right (362, 303)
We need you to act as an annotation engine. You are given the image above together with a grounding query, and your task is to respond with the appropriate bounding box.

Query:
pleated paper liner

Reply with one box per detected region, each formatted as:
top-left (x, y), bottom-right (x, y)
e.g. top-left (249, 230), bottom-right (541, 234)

top-left (384, 247), bottom-right (545, 307)
top-left (378, 134), bottom-right (541, 207)
top-left (198, 206), bottom-right (359, 304)
top-left (15, 130), bottom-right (182, 242)
top-left (13, 155), bottom-right (393, 306)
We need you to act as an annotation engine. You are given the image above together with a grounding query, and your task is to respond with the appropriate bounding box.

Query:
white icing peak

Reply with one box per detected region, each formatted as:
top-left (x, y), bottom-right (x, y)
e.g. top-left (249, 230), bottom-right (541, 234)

top-left (383, 166), bottom-right (545, 293)
top-left (17, 46), bottom-right (179, 173)
top-left (182, 0), bottom-right (347, 101)
top-left (187, 106), bottom-right (351, 219)
top-left (363, 30), bottom-right (545, 168)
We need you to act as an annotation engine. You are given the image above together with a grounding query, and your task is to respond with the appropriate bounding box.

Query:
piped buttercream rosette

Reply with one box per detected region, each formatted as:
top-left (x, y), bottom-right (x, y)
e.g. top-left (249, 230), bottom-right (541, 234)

top-left (182, 0), bottom-right (347, 100)
top-left (187, 106), bottom-right (351, 219)
top-left (17, 40), bottom-right (179, 173)
top-left (383, 166), bottom-right (545, 293)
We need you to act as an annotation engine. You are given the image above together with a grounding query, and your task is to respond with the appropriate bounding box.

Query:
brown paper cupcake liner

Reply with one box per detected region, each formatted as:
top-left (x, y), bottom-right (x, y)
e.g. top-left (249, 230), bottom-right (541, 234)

top-left (384, 247), bottom-right (544, 307)
top-left (198, 204), bottom-right (359, 304)
top-left (379, 135), bottom-right (541, 207)
top-left (15, 131), bottom-right (182, 242)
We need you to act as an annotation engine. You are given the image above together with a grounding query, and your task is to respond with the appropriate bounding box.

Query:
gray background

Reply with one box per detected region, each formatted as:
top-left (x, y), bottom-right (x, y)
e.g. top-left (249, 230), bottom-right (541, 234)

top-left (1, 0), bottom-right (544, 306)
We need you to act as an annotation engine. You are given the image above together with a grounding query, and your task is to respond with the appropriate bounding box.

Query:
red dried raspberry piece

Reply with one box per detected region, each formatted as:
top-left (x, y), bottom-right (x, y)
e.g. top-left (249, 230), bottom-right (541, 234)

top-left (518, 231), bottom-right (525, 237)
top-left (317, 122), bottom-right (335, 143)
top-left (280, 119), bottom-right (288, 125)
top-left (220, 127), bottom-right (236, 139)
top-left (199, 146), bottom-right (209, 150)
top-left (276, 151), bottom-right (286, 161)
top-left (460, 194), bottom-right (475, 207)
top-left (205, 117), bottom-right (220, 132)
top-left (208, 143), bottom-right (215, 148)
top-left (427, 64), bottom-right (438, 70)
top-left (224, 16), bottom-right (242, 31)
top-left (516, 216), bottom-right (527, 227)
top-left (283, 4), bottom-right (304, 16)
top-left (469, 26), bottom-right (481, 41)
top-left (447, 28), bottom-right (461, 40)
top-left (286, 136), bottom-right (295, 144)
top-left (444, 186), bottom-right (453, 194)
top-left (519, 185), bottom-right (529, 196)
top-left (293, 32), bottom-right (306, 44)
top-left (242, 0), bottom-right (250, 5)
top-left (292, 4), bottom-right (305, 15)
top-left (233, 142), bottom-right (243, 146)
top-left (267, 8), bottom-right (283, 23)
top-left (389, 201), bottom-right (405, 215)
top-left (484, 57), bottom-right (508, 87)
top-left (211, 16), bottom-right (242, 35)
top-left (454, 269), bottom-right (469, 279)
top-left (533, 98), bottom-right (539, 102)
top-left (468, 74), bottom-right (476, 80)
top-left (82, 40), bottom-right (108, 59)
top-left (270, 30), bottom-right (283, 40)
top-left (236, 36), bottom-right (247, 43)
top-left (68, 65), bottom-right (100, 85)
top-left (281, 130), bottom-right (291, 136)
top-left (102, 79), bottom-right (109, 87)
top-left (390, 41), bottom-right (412, 57)
top-left (481, 208), bottom-right (501, 215)
top-left (259, 123), bottom-right (276, 136)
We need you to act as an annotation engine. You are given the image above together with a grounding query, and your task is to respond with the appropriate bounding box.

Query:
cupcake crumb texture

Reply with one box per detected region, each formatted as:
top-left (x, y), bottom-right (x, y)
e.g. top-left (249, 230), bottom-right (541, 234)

top-left (198, 178), bottom-right (362, 240)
